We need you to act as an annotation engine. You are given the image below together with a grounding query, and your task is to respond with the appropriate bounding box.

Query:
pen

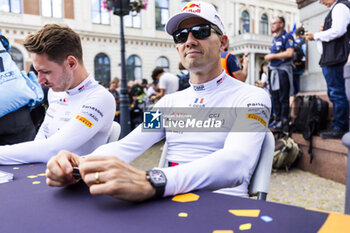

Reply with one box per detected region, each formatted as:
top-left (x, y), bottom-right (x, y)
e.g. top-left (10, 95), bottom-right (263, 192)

top-left (72, 167), bottom-right (81, 179)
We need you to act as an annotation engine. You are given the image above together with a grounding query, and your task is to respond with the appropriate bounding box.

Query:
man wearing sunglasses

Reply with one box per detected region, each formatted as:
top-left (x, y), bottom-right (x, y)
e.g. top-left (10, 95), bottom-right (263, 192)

top-left (46, 1), bottom-right (270, 202)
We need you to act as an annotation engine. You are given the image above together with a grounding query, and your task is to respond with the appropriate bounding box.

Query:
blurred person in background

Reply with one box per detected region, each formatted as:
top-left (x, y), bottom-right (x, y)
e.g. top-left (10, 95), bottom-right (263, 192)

top-left (0, 33), bottom-right (43, 145)
top-left (221, 40), bottom-right (249, 82)
top-left (305, 0), bottom-right (350, 139)
top-left (265, 16), bottom-right (294, 131)
top-left (150, 67), bottom-right (179, 101)
top-left (109, 77), bottom-right (120, 122)
top-left (292, 26), bottom-right (306, 95)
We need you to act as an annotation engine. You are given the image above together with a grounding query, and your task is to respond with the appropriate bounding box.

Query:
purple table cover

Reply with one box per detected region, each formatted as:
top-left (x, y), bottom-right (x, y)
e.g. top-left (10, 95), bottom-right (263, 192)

top-left (0, 164), bottom-right (328, 233)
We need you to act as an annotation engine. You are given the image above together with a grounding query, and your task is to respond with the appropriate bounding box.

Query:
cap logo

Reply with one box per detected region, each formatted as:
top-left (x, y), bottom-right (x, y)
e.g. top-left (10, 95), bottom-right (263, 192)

top-left (182, 3), bottom-right (201, 13)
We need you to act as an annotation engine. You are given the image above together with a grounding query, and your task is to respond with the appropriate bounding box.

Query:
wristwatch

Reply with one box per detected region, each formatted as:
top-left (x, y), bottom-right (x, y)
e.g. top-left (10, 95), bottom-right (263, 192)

top-left (146, 169), bottom-right (167, 199)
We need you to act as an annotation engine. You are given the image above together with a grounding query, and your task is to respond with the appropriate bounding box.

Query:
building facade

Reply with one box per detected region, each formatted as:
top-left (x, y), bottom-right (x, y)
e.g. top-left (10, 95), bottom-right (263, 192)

top-left (224, 0), bottom-right (299, 85)
top-left (0, 0), bottom-right (299, 86)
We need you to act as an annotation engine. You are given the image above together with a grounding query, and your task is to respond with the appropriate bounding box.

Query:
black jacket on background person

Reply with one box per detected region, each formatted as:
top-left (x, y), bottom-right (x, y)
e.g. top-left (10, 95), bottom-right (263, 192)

top-left (320, 0), bottom-right (350, 67)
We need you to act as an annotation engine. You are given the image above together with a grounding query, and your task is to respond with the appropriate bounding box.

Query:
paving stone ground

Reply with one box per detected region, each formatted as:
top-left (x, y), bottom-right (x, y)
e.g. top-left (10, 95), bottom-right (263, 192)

top-left (131, 141), bottom-right (346, 214)
top-left (268, 169), bottom-right (345, 213)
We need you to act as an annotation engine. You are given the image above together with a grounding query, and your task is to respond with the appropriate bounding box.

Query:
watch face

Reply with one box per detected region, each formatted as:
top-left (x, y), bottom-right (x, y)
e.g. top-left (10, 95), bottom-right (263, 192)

top-left (149, 170), bottom-right (166, 185)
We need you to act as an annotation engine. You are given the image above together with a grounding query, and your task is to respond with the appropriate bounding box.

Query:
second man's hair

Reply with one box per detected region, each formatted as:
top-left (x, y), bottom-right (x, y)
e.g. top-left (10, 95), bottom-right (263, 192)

top-left (24, 24), bottom-right (83, 64)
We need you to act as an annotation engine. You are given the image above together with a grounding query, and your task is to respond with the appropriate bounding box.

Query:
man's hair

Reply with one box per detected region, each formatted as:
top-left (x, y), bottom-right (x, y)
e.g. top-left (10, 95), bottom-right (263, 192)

top-left (24, 24), bottom-right (83, 64)
top-left (259, 62), bottom-right (268, 80)
top-left (151, 67), bottom-right (164, 80)
top-left (277, 16), bottom-right (285, 28)
top-left (142, 78), bottom-right (148, 85)
top-left (295, 26), bottom-right (305, 36)
top-left (110, 77), bottom-right (119, 85)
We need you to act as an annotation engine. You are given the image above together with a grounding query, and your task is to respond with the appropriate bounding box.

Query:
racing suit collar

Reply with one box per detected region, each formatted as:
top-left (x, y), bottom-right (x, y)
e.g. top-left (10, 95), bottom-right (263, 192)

top-left (190, 70), bottom-right (226, 93)
top-left (66, 73), bottom-right (95, 96)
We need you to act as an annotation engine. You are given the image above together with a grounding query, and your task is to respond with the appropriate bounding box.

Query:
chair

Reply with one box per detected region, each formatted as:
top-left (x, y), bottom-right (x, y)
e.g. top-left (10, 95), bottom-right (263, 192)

top-left (248, 131), bottom-right (275, 201)
top-left (106, 121), bottom-right (121, 143)
top-left (158, 131), bottom-right (275, 201)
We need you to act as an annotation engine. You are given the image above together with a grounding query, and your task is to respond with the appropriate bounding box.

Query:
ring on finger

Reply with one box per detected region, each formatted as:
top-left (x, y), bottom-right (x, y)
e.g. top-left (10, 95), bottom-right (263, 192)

top-left (95, 171), bottom-right (100, 184)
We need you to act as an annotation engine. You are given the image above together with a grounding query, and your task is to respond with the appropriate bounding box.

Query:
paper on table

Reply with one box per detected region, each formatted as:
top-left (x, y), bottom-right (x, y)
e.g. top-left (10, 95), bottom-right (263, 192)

top-left (0, 170), bottom-right (13, 184)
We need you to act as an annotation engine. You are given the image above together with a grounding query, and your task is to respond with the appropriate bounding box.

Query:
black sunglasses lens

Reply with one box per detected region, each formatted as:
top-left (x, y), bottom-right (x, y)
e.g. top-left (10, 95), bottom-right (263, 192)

top-left (192, 25), bottom-right (211, 39)
top-left (173, 25), bottom-right (211, 44)
top-left (174, 29), bottom-right (189, 44)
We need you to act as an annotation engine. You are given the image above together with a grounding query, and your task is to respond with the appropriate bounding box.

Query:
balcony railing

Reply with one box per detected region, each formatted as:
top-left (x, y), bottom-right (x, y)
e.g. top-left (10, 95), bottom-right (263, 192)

top-left (229, 33), bottom-right (273, 54)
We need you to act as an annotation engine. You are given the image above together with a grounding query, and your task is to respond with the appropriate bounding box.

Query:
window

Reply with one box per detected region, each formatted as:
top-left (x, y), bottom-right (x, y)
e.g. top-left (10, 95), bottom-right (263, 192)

top-left (91, 0), bottom-right (110, 24)
top-left (126, 55), bottom-right (142, 81)
top-left (241, 11), bottom-right (250, 33)
top-left (260, 14), bottom-right (269, 35)
top-left (41, 0), bottom-right (62, 18)
top-left (94, 53), bottom-right (111, 87)
top-left (155, 0), bottom-right (169, 31)
top-left (0, 0), bottom-right (21, 13)
top-left (156, 56), bottom-right (169, 72)
top-left (8, 47), bottom-right (23, 71)
top-left (125, 11), bottom-right (141, 28)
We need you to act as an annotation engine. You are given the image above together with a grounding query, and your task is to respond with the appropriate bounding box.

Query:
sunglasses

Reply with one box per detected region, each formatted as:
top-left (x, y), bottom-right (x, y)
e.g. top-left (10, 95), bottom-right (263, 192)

top-left (172, 24), bottom-right (222, 44)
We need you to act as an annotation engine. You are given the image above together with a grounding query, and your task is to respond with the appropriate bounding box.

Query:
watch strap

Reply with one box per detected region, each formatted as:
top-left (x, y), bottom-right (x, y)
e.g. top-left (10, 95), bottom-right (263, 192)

top-left (146, 170), bottom-right (166, 199)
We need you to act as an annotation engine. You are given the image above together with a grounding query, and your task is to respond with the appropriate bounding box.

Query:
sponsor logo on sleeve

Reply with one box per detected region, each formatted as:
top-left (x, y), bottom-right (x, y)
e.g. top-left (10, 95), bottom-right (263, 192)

top-left (246, 113), bottom-right (266, 127)
top-left (75, 114), bottom-right (93, 128)
top-left (288, 39), bottom-right (293, 46)
top-left (81, 111), bottom-right (99, 122)
top-left (82, 105), bottom-right (104, 118)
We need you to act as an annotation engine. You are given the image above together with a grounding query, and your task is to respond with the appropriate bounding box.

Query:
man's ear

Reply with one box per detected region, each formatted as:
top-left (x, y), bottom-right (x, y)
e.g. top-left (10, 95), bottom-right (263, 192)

top-left (220, 35), bottom-right (229, 51)
top-left (66, 55), bottom-right (78, 69)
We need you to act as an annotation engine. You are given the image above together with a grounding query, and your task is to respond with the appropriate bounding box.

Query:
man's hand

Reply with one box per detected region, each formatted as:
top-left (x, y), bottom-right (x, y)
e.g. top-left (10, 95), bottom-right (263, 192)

top-left (319, 24), bottom-right (324, 32)
top-left (304, 32), bottom-right (315, 41)
top-left (233, 53), bottom-right (250, 82)
top-left (150, 95), bottom-right (157, 101)
top-left (46, 150), bottom-right (83, 187)
top-left (240, 52), bottom-right (250, 66)
top-left (78, 156), bottom-right (156, 202)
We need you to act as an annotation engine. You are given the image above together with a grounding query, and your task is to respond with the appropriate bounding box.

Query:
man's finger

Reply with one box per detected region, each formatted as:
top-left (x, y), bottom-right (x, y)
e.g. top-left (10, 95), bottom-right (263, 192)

top-left (45, 168), bottom-right (61, 182)
top-left (55, 150), bottom-right (81, 176)
top-left (79, 156), bottom-right (124, 175)
top-left (89, 182), bottom-right (118, 196)
top-left (82, 170), bottom-right (110, 187)
top-left (79, 160), bottom-right (109, 176)
top-left (46, 157), bottom-right (66, 181)
top-left (46, 177), bottom-right (66, 187)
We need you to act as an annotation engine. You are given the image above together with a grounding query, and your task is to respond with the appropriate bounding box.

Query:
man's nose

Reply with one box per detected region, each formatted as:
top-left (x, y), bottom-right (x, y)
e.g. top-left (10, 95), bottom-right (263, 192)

top-left (37, 73), bottom-right (46, 84)
top-left (185, 32), bottom-right (199, 46)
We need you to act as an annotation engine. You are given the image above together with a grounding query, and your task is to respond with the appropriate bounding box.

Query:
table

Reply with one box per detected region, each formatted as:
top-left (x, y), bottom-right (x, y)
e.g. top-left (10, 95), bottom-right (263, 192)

top-left (0, 164), bottom-right (349, 233)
